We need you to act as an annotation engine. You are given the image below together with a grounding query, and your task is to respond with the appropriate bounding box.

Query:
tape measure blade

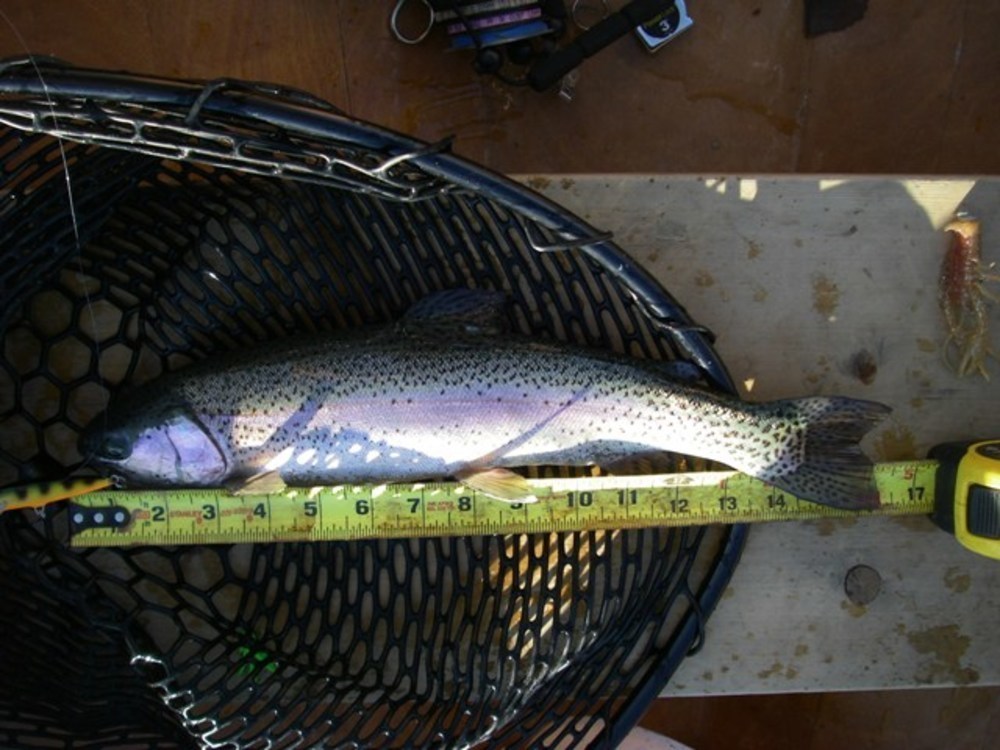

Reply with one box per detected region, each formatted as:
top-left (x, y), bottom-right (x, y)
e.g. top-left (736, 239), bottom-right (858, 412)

top-left (67, 462), bottom-right (940, 546)
top-left (873, 461), bottom-right (937, 514)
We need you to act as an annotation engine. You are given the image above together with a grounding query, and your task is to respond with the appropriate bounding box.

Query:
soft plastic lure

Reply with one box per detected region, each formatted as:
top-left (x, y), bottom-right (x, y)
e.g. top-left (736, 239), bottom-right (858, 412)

top-left (940, 216), bottom-right (1000, 379)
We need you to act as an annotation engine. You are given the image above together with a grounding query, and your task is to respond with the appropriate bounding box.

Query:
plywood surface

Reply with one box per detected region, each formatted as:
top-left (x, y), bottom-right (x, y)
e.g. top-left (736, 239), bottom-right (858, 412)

top-left (527, 175), bottom-right (1000, 695)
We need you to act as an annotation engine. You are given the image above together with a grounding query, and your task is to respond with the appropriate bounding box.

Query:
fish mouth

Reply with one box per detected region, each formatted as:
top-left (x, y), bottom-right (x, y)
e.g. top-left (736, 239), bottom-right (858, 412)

top-left (78, 426), bottom-right (132, 471)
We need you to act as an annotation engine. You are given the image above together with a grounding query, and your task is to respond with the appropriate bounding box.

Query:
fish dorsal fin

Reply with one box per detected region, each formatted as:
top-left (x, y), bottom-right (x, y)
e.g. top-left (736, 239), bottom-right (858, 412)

top-left (401, 289), bottom-right (507, 337)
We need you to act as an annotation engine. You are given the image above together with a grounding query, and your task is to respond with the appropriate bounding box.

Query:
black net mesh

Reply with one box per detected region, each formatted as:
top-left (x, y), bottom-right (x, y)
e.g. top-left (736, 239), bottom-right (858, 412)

top-left (0, 61), bottom-right (746, 749)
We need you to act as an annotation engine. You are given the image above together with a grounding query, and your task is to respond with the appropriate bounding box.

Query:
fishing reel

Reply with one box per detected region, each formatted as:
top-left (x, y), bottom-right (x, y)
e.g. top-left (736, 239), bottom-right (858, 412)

top-left (390, 0), bottom-right (691, 94)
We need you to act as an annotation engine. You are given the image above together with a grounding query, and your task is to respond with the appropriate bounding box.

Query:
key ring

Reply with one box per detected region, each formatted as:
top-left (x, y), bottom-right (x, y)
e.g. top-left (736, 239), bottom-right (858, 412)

top-left (390, 0), bottom-right (435, 45)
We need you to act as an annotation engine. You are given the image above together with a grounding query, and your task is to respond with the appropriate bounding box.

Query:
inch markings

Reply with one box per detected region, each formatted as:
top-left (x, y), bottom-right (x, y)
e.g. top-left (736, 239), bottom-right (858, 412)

top-left (70, 462), bottom-right (939, 547)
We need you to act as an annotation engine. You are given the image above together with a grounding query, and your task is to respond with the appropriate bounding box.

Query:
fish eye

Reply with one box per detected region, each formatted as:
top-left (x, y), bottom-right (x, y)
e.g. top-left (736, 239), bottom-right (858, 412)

top-left (99, 432), bottom-right (133, 461)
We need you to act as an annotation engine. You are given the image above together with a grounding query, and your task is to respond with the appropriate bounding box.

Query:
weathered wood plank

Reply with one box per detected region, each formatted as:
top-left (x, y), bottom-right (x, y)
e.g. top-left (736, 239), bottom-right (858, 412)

top-left (2, 2), bottom-right (997, 174)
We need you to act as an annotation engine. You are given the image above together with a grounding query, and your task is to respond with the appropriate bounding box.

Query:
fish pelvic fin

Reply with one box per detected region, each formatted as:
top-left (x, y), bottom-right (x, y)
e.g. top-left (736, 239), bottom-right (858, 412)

top-left (759, 397), bottom-right (891, 510)
top-left (455, 467), bottom-right (539, 504)
top-left (227, 470), bottom-right (288, 496)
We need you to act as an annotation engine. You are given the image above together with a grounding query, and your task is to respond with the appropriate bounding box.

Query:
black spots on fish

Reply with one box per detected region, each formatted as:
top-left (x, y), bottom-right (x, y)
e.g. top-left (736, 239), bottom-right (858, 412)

top-left (750, 397), bottom-right (888, 509)
top-left (111, 333), bottom-right (727, 485)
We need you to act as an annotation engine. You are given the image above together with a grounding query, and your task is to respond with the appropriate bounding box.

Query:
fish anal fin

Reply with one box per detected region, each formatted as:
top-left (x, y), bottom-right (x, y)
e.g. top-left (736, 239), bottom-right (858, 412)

top-left (455, 467), bottom-right (538, 504)
top-left (228, 470), bottom-right (287, 496)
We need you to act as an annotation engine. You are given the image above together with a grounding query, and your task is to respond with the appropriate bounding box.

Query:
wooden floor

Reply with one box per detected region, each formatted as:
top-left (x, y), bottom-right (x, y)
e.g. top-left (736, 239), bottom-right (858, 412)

top-left (2, 1), bottom-right (999, 747)
top-left (1, 1), bottom-right (997, 175)
top-left (641, 688), bottom-right (1000, 750)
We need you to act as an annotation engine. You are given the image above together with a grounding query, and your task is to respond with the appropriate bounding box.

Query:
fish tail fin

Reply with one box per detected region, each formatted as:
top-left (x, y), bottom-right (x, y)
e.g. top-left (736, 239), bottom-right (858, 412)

top-left (760, 397), bottom-right (891, 510)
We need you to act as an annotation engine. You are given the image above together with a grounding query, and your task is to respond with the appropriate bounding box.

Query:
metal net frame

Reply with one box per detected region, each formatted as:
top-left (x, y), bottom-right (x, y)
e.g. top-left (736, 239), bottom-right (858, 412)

top-left (0, 59), bottom-right (747, 749)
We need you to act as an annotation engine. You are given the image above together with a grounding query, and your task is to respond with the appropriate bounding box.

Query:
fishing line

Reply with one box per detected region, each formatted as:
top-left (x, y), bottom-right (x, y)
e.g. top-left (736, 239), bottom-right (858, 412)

top-left (0, 12), bottom-right (109, 472)
top-left (0, 16), bottom-right (82, 247)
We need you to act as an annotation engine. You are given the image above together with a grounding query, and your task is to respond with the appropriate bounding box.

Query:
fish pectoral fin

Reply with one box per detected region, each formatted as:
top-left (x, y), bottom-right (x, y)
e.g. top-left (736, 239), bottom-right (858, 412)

top-left (227, 470), bottom-right (288, 496)
top-left (455, 468), bottom-right (539, 504)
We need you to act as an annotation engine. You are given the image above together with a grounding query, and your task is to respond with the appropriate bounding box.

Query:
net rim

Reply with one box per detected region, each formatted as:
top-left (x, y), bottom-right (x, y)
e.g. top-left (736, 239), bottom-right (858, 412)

top-left (0, 57), bottom-right (749, 745)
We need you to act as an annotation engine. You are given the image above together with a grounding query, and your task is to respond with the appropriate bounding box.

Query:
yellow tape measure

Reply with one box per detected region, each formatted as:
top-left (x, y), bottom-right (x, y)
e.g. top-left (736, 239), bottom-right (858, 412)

top-left (67, 461), bottom-right (934, 539)
top-left (64, 441), bottom-right (1000, 558)
top-left (929, 440), bottom-right (1000, 558)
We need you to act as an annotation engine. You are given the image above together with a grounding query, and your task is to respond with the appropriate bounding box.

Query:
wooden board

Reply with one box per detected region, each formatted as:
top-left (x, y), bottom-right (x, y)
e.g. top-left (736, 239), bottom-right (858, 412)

top-left (0, 1), bottom-right (997, 175)
top-left (527, 176), bottom-right (1000, 695)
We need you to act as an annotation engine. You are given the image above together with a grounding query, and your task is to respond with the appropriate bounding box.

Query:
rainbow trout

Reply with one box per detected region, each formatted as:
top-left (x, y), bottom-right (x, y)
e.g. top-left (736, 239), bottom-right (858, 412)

top-left (80, 291), bottom-right (890, 509)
